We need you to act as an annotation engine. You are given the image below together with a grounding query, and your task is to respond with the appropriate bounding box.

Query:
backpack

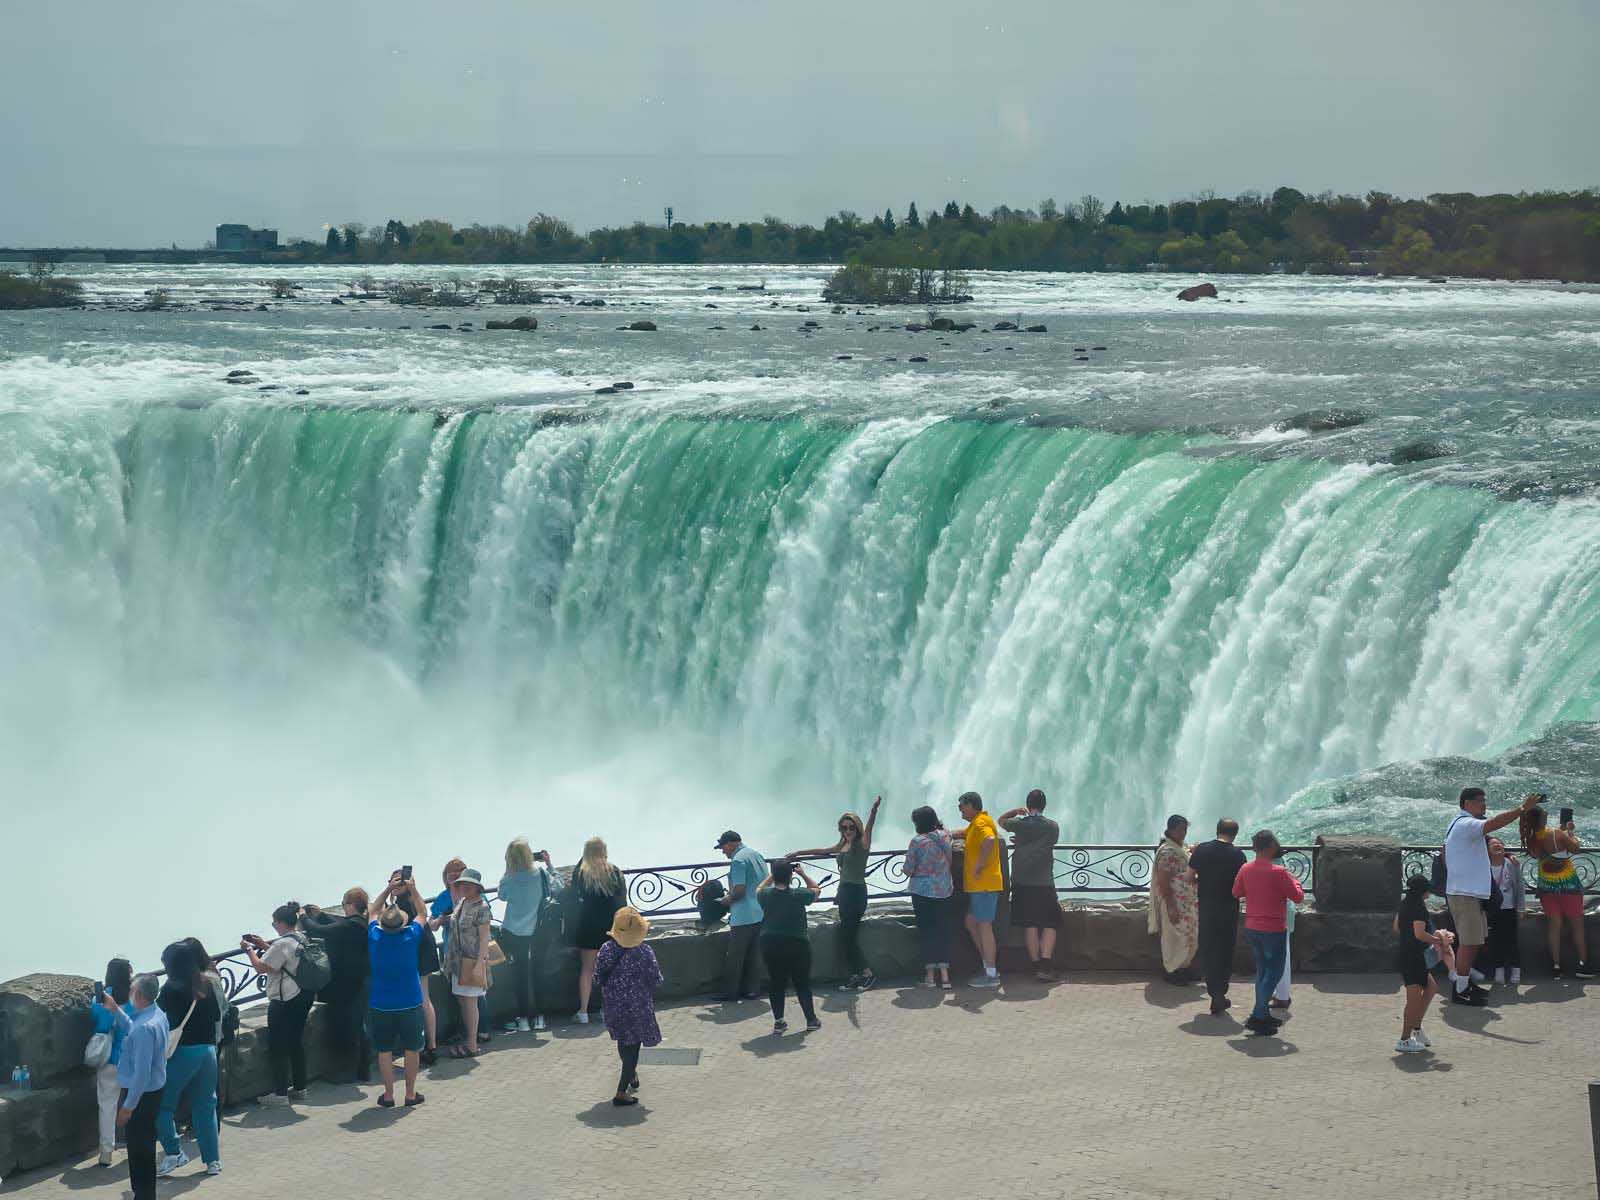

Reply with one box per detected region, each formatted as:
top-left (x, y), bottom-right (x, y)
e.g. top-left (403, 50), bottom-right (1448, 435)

top-left (286, 931), bottom-right (333, 994)
top-left (697, 878), bottom-right (729, 927)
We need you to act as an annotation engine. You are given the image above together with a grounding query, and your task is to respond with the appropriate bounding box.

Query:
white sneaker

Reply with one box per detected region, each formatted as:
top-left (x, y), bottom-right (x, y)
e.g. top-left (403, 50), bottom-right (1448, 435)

top-left (576, 1012), bottom-right (589, 1024)
top-left (1395, 1036), bottom-right (1425, 1054)
top-left (206, 1162), bottom-right (222, 1176)
top-left (156, 1151), bottom-right (190, 1177)
top-left (516, 1017), bottom-right (531, 1033)
top-left (1493, 968), bottom-right (1506, 984)
top-left (1413, 1028), bottom-right (1431, 1047)
top-left (97, 1149), bottom-right (113, 1167)
top-left (502, 1019), bottom-right (521, 1033)
top-left (532, 1015), bottom-right (546, 1031)
top-left (1510, 968), bottom-right (1522, 985)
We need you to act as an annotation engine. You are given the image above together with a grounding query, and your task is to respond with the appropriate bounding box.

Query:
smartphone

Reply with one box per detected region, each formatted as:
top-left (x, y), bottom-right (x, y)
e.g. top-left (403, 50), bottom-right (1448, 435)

top-left (93, 980), bottom-right (104, 1001)
top-left (400, 865), bottom-right (413, 881)
top-left (1561, 807), bottom-right (1574, 827)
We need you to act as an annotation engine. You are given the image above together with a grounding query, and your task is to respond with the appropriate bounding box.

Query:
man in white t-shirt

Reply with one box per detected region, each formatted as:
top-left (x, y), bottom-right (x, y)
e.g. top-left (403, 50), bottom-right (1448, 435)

top-left (1442, 787), bottom-right (1537, 1005)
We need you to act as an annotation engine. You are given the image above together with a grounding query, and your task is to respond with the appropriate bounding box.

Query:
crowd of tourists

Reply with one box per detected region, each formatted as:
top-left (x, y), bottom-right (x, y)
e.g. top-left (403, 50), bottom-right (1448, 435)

top-left (87, 786), bottom-right (1586, 1197)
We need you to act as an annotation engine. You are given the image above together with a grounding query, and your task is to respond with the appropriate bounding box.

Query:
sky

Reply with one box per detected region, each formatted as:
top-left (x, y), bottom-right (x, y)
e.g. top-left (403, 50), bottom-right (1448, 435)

top-left (2, 0), bottom-right (1597, 247)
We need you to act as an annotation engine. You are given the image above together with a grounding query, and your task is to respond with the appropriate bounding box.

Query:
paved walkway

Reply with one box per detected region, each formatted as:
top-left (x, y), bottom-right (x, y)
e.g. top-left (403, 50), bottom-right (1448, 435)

top-left (5, 973), bottom-right (1597, 1200)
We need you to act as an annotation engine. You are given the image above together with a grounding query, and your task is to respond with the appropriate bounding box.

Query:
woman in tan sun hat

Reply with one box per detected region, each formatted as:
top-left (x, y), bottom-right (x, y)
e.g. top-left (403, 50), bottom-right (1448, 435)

top-left (592, 907), bottom-right (663, 1106)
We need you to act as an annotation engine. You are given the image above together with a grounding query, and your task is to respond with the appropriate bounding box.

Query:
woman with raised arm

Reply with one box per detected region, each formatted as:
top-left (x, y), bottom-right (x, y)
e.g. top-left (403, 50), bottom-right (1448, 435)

top-left (757, 858), bottom-right (823, 1034)
top-left (788, 796), bottom-right (882, 989)
top-left (1521, 801), bottom-right (1593, 979)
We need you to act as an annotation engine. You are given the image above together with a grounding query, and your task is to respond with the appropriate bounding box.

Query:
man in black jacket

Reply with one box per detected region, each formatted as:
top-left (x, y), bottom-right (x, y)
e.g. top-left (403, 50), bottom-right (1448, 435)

top-left (301, 888), bottom-right (373, 1081)
top-left (1188, 819), bottom-right (1247, 1016)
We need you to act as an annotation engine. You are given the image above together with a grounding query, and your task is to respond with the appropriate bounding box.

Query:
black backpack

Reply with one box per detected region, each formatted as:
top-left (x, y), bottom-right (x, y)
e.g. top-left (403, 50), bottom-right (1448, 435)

top-left (697, 878), bottom-right (729, 927)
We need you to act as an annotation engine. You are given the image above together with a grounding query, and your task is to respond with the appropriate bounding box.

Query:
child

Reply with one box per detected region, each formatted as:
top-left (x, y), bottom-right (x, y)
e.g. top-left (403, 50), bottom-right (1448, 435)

top-left (1486, 836), bottom-right (1523, 986)
top-left (1394, 874), bottom-right (1454, 1054)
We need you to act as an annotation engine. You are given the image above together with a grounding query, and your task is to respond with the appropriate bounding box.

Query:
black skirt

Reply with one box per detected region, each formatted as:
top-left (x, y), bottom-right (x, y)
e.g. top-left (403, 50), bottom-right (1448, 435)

top-left (416, 926), bottom-right (441, 976)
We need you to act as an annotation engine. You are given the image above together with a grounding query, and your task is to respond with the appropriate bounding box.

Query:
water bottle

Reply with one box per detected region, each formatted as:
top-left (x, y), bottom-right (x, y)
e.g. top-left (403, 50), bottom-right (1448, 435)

top-left (19, 1066), bottom-right (30, 1091)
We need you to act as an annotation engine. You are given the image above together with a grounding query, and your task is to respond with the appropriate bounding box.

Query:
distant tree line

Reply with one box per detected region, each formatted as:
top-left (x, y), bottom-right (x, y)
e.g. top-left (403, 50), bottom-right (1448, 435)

top-left (289, 190), bottom-right (1600, 281)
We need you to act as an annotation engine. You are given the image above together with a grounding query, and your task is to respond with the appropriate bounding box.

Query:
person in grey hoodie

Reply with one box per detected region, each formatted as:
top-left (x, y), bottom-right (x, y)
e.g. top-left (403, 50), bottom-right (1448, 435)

top-left (497, 837), bottom-right (562, 1033)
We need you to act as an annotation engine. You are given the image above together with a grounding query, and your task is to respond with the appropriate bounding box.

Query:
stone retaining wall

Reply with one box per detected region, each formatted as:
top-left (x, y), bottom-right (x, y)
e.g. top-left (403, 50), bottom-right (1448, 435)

top-left (3, 896), bottom-right (1594, 1177)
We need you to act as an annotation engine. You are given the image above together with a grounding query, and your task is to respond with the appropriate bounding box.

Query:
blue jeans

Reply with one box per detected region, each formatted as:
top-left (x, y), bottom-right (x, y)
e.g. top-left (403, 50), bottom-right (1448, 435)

top-left (157, 1044), bottom-right (219, 1164)
top-left (1246, 929), bottom-right (1287, 1023)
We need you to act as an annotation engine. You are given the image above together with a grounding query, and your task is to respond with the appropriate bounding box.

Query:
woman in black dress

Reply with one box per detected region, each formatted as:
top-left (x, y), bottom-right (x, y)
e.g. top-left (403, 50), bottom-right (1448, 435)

top-left (571, 837), bottom-right (626, 1023)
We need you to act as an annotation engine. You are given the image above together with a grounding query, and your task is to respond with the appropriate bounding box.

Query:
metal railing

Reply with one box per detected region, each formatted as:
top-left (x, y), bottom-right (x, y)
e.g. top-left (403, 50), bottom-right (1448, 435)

top-left (190, 844), bottom-right (1599, 1008)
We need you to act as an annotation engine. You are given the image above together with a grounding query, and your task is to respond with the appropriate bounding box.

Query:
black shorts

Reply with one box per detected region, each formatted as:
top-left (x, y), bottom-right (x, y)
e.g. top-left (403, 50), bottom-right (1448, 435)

top-left (1399, 957), bottom-right (1431, 989)
top-left (1010, 885), bottom-right (1064, 930)
top-left (370, 1005), bottom-right (426, 1052)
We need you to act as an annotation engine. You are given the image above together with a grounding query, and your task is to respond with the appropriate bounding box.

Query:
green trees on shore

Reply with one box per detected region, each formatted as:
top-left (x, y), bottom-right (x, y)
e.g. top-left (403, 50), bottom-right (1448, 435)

top-left (289, 189), bottom-right (1600, 280)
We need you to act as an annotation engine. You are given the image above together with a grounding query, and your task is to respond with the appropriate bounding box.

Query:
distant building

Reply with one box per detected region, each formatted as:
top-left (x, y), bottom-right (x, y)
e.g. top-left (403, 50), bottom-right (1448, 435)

top-left (215, 224), bottom-right (279, 252)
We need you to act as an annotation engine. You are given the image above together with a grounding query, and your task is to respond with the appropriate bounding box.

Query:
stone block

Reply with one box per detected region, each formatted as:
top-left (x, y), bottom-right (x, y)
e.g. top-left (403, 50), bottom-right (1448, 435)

top-left (0, 974), bottom-right (96, 1085)
top-left (1314, 835), bottom-right (1401, 911)
top-left (0, 1081), bottom-right (96, 1176)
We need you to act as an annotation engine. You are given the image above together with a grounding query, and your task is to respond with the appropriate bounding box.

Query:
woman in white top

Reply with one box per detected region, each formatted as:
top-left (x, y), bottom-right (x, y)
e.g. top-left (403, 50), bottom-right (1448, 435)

top-left (240, 901), bottom-right (312, 1104)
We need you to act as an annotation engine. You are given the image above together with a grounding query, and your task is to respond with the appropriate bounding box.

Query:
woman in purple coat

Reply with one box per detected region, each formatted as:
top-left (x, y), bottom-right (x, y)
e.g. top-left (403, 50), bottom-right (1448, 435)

top-left (593, 907), bottom-right (663, 1107)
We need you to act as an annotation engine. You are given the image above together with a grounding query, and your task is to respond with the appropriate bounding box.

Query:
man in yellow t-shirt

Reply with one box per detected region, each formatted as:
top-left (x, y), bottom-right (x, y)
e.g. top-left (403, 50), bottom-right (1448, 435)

top-left (952, 791), bottom-right (1003, 988)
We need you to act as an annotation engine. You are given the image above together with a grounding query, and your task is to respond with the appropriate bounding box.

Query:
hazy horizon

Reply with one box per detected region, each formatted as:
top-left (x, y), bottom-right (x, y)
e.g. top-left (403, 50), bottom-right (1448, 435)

top-left (2, 0), bottom-right (1598, 246)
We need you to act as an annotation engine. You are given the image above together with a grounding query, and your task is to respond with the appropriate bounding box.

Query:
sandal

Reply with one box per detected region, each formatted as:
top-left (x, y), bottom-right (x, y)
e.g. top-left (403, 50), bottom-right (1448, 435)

top-left (376, 1096), bottom-right (396, 1108)
top-left (611, 1094), bottom-right (638, 1107)
top-left (448, 1044), bottom-right (476, 1059)
top-left (404, 1093), bottom-right (425, 1107)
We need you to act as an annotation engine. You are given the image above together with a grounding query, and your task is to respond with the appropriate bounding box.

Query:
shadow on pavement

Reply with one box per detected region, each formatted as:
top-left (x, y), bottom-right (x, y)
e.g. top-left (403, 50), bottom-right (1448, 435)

top-left (1438, 1003), bottom-right (1539, 1045)
top-left (1141, 979), bottom-right (1198, 1010)
top-left (1518, 978), bottom-right (1587, 1005)
top-left (297, 1081), bottom-right (365, 1107)
top-left (1178, 1014), bottom-right (1240, 1037)
top-left (1307, 976), bottom-right (1395, 996)
top-left (1226, 1035), bottom-right (1298, 1057)
top-left (340, 1104), bottom-right (414, 1133)
top-left (694, 1000), bottom-right (766, 1026)
top-left (820, 991), bottom-right (861, 1028)
top-left (1392, 1052), bottom-right (1453, 1073)
top-left (228, 1103), bottom-right (308, 1132)
top-left (739, 1028), bottom-right (814, 1058)
top-left (576, 1099), bottom-right (648, 1128)
top-left (890, 986), bottom-right (945, 1011)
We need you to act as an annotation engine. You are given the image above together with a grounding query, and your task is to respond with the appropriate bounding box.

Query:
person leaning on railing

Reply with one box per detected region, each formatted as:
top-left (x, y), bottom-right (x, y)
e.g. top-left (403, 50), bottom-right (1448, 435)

top-left (570, 837), bottom-right (628, 1023)
top-left (240, 901), bottom-right (313, 1105)
top-left (497, 838), bottom-right (561, 1035)
top-left (299, 888), bottom-right (373, 1082)
top-left (904, 806), bottom-right (955, 990)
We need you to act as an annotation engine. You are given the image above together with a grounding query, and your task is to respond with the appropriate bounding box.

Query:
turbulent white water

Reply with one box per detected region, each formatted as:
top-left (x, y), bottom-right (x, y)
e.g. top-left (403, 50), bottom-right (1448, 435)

top-left (2, 265), bottom-right (1598, 977)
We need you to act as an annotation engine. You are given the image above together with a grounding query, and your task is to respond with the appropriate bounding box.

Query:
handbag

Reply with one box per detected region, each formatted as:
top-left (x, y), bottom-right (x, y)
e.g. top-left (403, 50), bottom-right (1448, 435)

top-left (485, 938), bottom-right (507, 968)
top-left (83, 1028), bottom-right (114, 1069)
top-left (165, 993), bottom-right (198, 1059)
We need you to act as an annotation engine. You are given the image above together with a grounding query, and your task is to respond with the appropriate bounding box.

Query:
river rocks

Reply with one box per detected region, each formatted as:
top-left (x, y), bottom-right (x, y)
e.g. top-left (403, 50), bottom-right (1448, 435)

top-left (802, 320), bottom-right (820, 328)
top-left (953, 322), bottom-right (976, 332)
top-left (1075, 356), bottom-right (1089, 362)
top-left (1091, 345), bottom-right (1107, 351)
top-left (749, 324), bottom-right (763, 331)
top-left (909, 355), bottom-right (928, 363)
top-left (1025, 324), bottom-right (1047, 333)
top-left (1387, 439), bottom-right (1457, 464)
top-left (429, 323), bottom-right (452, 330)
top-left (0, 973), bottom-right (95, 1085)
top-left (594, 386), bottom-right (617, 395)
top-left (905, 322), bottom-right (926, 332)
top-left (223, 373), bottom-right (258, 385)
top-left (1276, 407), bottom-right (1375, 433)
top-left (1313, 835), bottom-right (1401, 911)
top-left (705, 285), bottom-right (724, 291)
top-left (835, 354), bottom-right (853, 360)
top-left (930, 316), bottom-right (956, 332)
top-left (1177, 282), bottom-right (1219, 301)
top-left (330, 298), bottom-right (344, 305)
top-left (736, 283), bottom-right (765, 292)
top-left (576, 298), bottom-right (606, 307)
top-left (993, 320), bottom-right (1017, 331)
top-left (485, 315), bottom-right (538, 331)
top-left (612, 381), bottom-right (634, 390)
top-left (625, 320), bottom-right (657, 332)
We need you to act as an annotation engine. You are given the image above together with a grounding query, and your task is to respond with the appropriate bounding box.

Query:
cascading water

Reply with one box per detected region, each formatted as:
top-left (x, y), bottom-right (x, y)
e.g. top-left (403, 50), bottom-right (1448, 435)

top-left (7, 405), bottom-right (1597, 839)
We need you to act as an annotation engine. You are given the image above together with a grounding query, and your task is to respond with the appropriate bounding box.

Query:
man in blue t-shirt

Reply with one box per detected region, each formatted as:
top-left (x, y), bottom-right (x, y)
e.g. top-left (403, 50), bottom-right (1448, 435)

top-left (716, 830), bottom-right (768, 1001)
top-left (368, 874), bottom-right (431, 1109)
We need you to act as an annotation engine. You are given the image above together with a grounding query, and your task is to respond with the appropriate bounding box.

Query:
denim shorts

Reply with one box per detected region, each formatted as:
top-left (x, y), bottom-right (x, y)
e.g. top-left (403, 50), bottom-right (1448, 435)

top-left (369, 1006), bottom-right (426, 1053)
top-left (967, 890), bottom-right (1000, 922)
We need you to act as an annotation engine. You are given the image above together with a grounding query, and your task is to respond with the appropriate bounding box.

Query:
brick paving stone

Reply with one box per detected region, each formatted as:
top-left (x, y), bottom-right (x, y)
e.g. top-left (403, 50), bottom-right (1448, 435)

top-left (3, 973), bottom-right (1596, 1200)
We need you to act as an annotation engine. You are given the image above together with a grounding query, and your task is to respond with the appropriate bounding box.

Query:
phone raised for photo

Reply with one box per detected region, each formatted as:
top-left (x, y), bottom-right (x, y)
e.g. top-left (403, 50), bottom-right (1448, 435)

top-left (93, 980), bottom-right (104, 1001)
top-left (401, 864), bottom-right (413, 881)
top-left (1561, 807), bottom-right (1574, 827)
